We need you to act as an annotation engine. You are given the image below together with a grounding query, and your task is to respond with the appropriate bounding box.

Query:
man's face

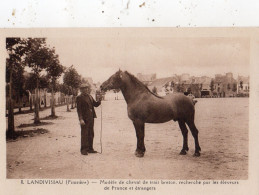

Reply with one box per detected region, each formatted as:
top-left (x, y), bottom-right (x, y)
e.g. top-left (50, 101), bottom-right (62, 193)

top-left (80, 87), bottom-right (90, 95)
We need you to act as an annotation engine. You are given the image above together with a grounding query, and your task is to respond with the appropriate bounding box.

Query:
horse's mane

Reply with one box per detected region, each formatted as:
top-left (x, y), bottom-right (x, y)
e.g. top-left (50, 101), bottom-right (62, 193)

top-left (124, 71), bottom-right (163, 99)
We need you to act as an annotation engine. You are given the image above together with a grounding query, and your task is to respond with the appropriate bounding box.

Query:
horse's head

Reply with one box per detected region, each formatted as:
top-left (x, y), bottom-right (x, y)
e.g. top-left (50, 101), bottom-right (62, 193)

top-left (100, 70), bottom-right (124, 92)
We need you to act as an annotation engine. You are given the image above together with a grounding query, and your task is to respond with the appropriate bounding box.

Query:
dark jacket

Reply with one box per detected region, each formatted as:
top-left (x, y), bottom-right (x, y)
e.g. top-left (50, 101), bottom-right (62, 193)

top-left (76, 93), bottom-right (101, 122)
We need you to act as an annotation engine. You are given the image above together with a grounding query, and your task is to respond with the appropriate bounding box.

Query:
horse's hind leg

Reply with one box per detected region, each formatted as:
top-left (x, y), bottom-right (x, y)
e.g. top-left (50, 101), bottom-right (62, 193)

top-left (178, 120), bottom-right (189, 155)
top-left (186, 120), bottom-right (201, 157)
top-left (133, 120), bottom-right (146, 158)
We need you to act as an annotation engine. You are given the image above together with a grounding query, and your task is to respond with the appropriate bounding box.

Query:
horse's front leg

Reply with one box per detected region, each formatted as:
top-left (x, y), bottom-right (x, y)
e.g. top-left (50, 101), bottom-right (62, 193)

top-left (133, 120), bottom-right (146, 158)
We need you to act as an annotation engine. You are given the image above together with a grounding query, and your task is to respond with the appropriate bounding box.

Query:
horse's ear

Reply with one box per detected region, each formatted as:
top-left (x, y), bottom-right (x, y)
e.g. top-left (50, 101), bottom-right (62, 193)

top-left (118, 69), bottom-right (123, 78)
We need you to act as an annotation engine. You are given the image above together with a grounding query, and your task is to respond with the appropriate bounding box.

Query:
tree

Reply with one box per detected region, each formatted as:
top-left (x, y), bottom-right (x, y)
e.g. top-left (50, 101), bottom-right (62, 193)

top-left (227, 83), bottom-right (231, 91)
top-left (60, 83), bottom-right (70, 95)
top-left (210, 79), bottom-right (214, 92)
top-left (232, 83), bottom-right (237, 92)
top-left (46, 49), bottom-right (65, 117)
top-left (170, 81), bottom-right (175, 88)
top-left (170, 81), bottom-right (175, 91)
top-left (39, 75), bottom-right (50, 108)
top-left (187, 87), bottom-right (192, 94)
top-left (60, 83), bottom-right (72, 111)
top-left (24, 73), bottom-right (36, 110)
top-left (176, 84), bottom-right (181, 92)
top-left (6, 38), bottom-right (27, 138)
top-left (24, 73), bottom-right (49, 110)
top-left (9, 61), bottom-right (26, 113)
top-left (199, 83), bottom-right (203, 91)
top-left (240, 81), bottom-right (243, 90)
top-left (63, 65), bottom-right (81, 109)
top-left (24, 38), bottom-right (53, 124)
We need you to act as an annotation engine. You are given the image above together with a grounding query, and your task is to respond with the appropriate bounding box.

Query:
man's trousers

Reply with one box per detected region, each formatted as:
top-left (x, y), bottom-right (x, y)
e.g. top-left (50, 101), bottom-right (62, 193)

top-left (80, 118), bottom-right (94, 153)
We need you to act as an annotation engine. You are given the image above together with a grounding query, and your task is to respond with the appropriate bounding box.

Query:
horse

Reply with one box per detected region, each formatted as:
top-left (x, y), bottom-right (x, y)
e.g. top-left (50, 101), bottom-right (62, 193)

top-left (100, 70), bottom-right (201, 157)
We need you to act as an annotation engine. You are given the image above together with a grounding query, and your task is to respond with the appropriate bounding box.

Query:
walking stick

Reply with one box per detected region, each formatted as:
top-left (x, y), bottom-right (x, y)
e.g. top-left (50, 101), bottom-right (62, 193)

top-left (98, 103), bottom-right (103, 154)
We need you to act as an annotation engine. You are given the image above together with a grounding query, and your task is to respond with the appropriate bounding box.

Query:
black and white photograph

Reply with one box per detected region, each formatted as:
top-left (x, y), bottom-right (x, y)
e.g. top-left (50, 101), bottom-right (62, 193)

top-left (5, 28), bottom-right (251, 180)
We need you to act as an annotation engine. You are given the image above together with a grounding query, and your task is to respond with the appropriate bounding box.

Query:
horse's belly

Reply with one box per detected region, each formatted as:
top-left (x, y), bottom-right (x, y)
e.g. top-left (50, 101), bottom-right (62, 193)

top-left (145, 117), bottom-right (172, 123)
top-left (128, 99), bottom-right (176, 123)
top-left (131, 107), bottom-right (175, 123)
top-left (145, 111), bottom-right (174, 123)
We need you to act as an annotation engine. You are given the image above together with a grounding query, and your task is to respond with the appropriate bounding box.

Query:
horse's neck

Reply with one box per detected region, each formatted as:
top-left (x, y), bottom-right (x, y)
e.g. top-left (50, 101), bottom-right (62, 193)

top-left (120, 79), bottom-right (147, 104)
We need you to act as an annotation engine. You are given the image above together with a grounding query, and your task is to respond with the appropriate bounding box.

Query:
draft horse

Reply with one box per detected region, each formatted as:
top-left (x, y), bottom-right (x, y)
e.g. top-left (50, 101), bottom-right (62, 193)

top-left (100, 70), bottom-right (201, 157)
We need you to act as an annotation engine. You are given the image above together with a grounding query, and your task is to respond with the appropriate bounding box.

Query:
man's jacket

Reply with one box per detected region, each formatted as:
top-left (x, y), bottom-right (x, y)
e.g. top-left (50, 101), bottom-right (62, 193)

top-left (76, 93), bottom-right (101, 122)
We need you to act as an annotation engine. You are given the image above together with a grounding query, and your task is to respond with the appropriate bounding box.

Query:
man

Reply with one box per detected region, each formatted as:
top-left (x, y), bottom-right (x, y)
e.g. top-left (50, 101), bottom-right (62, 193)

top-left (76, 83), bottom-right (101, 155)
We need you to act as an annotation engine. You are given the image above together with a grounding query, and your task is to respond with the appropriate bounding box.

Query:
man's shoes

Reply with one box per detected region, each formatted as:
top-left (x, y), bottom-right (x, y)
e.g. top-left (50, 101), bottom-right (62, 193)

top-left (81, 150), bottom-right (88, 155)
top-left (88, 149), bottom-right (98, 153)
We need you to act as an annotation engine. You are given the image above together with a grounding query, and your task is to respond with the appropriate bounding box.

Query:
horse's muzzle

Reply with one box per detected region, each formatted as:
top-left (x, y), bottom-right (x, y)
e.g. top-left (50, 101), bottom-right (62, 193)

top-left (100, 85), bottom-right (107, 92)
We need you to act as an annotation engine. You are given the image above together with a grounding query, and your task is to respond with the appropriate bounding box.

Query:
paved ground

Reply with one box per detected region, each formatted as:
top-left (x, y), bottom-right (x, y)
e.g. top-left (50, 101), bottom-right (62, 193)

top-left (6, 98), bottom-right (249, 179)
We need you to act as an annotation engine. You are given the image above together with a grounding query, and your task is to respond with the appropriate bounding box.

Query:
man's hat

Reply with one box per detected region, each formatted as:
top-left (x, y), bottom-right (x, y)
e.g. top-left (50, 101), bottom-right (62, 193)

top-left (80, 83), bottom-right (91, 89)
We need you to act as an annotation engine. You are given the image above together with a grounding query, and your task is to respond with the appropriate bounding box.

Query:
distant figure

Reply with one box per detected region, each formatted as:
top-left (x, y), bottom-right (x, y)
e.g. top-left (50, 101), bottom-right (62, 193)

top-left (76, 83), bottom-right (101, 155)
top-left (187, 93), bottom-right (197, 105)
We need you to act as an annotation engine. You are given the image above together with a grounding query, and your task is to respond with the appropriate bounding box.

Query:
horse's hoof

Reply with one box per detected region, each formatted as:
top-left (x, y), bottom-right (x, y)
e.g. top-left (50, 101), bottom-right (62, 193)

top-left (193, 152), bottom-right (200, 157)
top-left (180, 150), bottom-right (187, 155)
top-left (135, 151), bottom-right (144, 158)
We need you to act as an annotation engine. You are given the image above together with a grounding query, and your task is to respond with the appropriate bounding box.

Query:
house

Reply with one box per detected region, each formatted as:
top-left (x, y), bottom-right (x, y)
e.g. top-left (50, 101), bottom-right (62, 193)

top-left (148, 77), bottom-right (178, 96)
top-left (213, 73), bottom-right (237, 97)
top-left (180, 73), bottom-right (190, 83)
top-left (137, 73), bottom-right (156, 85)
top-left (148, 74), bottom-right (206, 97)
top-left (237, 76), bottom-right (249, 96)
top-left (176, 76), bottom-right (211, 98)
top-left (213, 74), bottom-right (224, 97)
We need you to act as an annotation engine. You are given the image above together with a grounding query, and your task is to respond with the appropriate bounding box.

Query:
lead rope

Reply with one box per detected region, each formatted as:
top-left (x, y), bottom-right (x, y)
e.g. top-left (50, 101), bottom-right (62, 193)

top-left (98, 104), bottom-right (103, 154)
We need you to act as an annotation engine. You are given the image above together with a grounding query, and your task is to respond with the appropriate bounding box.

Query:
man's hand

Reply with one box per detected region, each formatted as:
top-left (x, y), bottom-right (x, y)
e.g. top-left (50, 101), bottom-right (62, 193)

top-left (79, 119), bottom-right (85, 126)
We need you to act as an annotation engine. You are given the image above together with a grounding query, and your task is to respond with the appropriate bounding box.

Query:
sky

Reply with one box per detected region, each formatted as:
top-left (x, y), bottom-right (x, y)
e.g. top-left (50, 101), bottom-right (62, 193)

top-left (46, 28), bottom-right (250, 83)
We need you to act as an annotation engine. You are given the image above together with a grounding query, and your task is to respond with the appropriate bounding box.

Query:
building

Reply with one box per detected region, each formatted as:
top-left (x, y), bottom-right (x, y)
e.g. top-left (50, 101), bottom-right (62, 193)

top-left (191, 76), bottom-right (212, 90)
top-left (213, 73), bottom-right (237, 97)
top-left (237, 76), bottom-right (249, 96)
top-left (148, 74), bottom-right (210, 98)
top-left (180, 73), bottom-right (190, 83)
top-left (214, 74), bottom-right (224, 96)
top-left (148, 76), bottom-right (179, 96)
top-left (137, 73), bottom-right (156, 85)
top-left (135, 72), bottom-right (248, 98)
top-left (226, 72), bottom-right (233, 82)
